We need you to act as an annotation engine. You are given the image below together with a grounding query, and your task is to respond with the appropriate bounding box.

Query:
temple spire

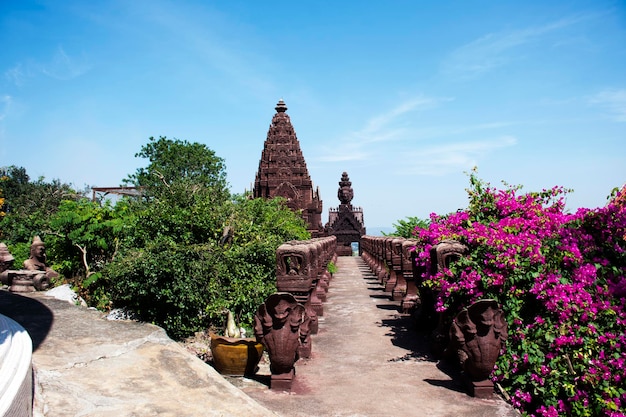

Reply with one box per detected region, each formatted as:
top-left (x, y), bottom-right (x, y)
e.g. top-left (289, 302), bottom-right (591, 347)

top-left (275, 98), bottom-right (287, 113)
top-left (252, 100), bottom-right (324, 237)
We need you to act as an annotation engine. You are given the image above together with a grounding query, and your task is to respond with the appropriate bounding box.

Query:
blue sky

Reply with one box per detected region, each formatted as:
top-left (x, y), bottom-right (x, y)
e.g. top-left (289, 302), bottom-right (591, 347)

top-left (1, 1), bottom-right (625, 229)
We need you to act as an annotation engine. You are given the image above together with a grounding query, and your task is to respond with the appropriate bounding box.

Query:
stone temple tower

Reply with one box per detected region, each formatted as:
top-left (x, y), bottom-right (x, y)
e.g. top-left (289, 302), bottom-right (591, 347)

top-left (253, 99), bottom-right (324, 237)
top-left (325, 172), bottom-right (366, 255)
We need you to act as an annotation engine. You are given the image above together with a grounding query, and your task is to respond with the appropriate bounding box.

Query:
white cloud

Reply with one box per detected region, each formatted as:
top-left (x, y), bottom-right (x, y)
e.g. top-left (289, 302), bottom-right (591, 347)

top-left (443, 14), bottom-right (596, 78)
top-left (589, 89), bottom-right (626, 122)
top-left (354, 96), bottom-right (454, 143)
top-left (0, 95), bottom-right (11, 121)
top-left (315, 95), bottom-right (453, 164)
top-left (41, 46), bottom-right (91, 80)
top-left (4, 64), bottom-right (27, 87)
top-left (398, 136), bottom-right (518, 176)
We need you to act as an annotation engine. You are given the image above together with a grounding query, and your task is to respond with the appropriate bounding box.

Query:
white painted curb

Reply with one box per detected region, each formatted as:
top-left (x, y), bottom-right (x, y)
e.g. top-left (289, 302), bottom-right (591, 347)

top-left (0, 314), bottom-right (33, 417)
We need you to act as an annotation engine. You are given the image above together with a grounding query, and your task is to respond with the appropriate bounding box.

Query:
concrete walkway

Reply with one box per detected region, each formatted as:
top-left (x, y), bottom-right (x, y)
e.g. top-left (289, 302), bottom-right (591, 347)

top-left (234, 256), bottom-right (519, 417)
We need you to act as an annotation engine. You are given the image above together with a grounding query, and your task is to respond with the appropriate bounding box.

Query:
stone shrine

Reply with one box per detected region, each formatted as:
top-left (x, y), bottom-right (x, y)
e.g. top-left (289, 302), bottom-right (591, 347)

top-left (252, 99), bottom-right (324, 237)
top-left (325, 172), bottom-right (366, 256)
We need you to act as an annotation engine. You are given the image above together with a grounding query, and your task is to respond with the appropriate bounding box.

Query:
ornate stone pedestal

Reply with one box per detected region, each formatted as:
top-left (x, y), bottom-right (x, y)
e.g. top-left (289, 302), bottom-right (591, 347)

top-left (465, 376), bottom-right (495, 398)
top-left (8, 271), bottom-right (48, 293)
top-left (270, 369), bottom-right (296, 392)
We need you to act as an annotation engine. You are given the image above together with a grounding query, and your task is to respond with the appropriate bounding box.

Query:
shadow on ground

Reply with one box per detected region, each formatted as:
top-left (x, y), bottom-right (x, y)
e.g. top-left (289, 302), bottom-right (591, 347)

top-left (0, 290), bottom-right (53, 351)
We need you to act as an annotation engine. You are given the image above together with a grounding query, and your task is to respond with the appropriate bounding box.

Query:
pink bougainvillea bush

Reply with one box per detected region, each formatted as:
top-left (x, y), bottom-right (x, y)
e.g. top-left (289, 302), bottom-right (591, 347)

top-left (413, 171), bottom-right (626, 416)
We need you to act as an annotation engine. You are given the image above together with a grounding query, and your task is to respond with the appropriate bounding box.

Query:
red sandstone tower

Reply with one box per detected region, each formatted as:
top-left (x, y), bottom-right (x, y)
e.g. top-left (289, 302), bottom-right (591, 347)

top-left (325, 172), bottom-right (366, 256)
top-left (253, 99), bottom-right (324, 237)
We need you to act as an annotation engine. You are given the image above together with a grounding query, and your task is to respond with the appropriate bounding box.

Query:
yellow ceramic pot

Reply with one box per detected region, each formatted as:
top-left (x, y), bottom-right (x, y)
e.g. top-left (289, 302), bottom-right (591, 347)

top-left (209, 333), bottom-right (264, 376)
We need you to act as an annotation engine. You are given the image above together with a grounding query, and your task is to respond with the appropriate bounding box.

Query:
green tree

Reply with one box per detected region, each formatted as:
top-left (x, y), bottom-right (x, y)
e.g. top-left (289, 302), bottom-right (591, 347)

top-left (105, 193), bottom-right (309, 339)
top-left (124, 136), bottom-right (229, 204)
top-left (46, 198), bottom-right (129, 306)
top-left (384, 216), bottom-right (430, 238)
top-left (0, 165), bottom-right (83, 265)
top-left (102, 137), bottom-right (309, 339)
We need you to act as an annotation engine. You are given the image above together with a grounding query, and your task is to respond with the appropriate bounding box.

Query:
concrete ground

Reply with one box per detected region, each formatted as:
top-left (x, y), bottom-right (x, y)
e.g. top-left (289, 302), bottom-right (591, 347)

top-left (228, 256), bottom-right (519, 417)
top-left (0, 256), bottom-right (520, 417)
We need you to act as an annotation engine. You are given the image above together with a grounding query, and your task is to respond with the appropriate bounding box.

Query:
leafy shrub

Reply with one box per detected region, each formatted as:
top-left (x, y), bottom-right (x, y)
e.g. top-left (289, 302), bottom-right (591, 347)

top-left (97, 136), bottom-right (310, 339)
top-left (103, 194), bottom-right (309, 340)
top-left (413, 170), bottom-right (625, 416)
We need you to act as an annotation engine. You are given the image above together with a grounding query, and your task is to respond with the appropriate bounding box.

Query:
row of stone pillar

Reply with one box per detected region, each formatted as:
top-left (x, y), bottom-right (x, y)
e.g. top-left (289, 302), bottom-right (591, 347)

top-left (253, 235), bottom-right (337, 391)
top-left (360, 235), bottom-right (508, 398)
top-left (360, 236), bottom-right (422, 314)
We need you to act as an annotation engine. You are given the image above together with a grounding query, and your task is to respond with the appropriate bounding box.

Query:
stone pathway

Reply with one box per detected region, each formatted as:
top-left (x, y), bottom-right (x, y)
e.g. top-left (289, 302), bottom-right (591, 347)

top-left (233, 256), bottom-right (519, 417)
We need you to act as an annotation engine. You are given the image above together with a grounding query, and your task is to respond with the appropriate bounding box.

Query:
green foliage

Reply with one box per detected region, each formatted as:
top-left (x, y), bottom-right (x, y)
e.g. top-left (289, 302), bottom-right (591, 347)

top-left (1, 140), bottom-right (310, 342)
top-left (103, 193), bottom-right (309, 339)
top-left (327, 261), bottom-right (337, 275)
top-left (0, 165), bottom-right (83, 243)
top-left (46, 198), bottom-right (128, 304)
top-left (384, 216), bottom-right (430, 238)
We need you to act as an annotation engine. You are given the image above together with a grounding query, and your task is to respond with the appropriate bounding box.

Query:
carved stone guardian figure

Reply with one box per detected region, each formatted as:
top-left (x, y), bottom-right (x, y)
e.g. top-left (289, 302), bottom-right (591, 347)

top-left (23, 236), bottom-right (58, 289)
top-left (1, 237), bottom-right (57, 292)
top-left (448, 299), bottom-right (508, 398)
top-left (254, 293), bottom-right (311, 391)
top-left (0, 243), bottom-right (15, 286)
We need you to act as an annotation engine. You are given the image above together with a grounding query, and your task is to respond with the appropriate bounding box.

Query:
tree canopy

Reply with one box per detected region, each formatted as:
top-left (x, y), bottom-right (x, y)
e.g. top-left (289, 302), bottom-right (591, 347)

top-left (124, 136), bottom-right (229, 204)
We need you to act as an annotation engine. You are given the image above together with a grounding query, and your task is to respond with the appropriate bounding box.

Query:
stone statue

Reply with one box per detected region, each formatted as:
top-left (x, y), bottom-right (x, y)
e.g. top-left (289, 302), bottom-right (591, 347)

top-left (22, 236), bottom-right (57, 289)
top-left (253, 293), bottom-right (311, 391)
top-left (448, 299), bottom-right (508, 397)
top-left (0, 242), bottom-right (15, 286)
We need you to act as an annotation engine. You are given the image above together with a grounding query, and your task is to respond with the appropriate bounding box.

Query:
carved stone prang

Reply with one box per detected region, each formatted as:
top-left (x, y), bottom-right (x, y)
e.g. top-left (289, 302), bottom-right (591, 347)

top-left (252, 100), bottom-right (324, 237)
top-left (254, 293), bottom-right (311, 391)
top-left (448, 299), bottom-right (508, 398)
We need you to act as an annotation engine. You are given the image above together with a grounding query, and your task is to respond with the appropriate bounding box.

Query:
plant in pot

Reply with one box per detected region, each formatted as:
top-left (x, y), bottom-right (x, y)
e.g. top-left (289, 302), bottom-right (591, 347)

top-left (210, 309), bottom-right (264, 376)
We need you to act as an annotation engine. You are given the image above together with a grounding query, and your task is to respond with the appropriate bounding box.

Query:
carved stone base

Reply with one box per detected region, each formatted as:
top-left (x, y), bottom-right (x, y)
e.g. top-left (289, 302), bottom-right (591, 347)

top-left (392, 286), bottom-right (405, 302)
top-left (311, 300), bottom-right (323, 317)
top-left (400, 294), bottom-right (419, 315)
top-left (298, 341), bottom-right (312, 359)
top-left (465, 375), bottom-right (494, 398)
top-left (305, 305), bottom-right (318, 335)
top-left (271, 369), bottom-right (295, 392)
top-left (10, 279), bottom-right (35, 293)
